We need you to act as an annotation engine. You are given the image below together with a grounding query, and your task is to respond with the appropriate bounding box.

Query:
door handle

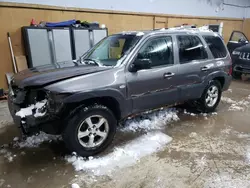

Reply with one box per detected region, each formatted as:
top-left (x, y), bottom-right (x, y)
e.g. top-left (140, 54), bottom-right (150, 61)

top-left (201, 66), bottom-right (210, 71)
top-left (164, 72), bottom-right (175, 78)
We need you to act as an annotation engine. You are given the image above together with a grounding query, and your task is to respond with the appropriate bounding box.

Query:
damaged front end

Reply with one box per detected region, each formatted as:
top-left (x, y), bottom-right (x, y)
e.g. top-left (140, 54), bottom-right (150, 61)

top-left (8, 82), bottom-right (65, 135)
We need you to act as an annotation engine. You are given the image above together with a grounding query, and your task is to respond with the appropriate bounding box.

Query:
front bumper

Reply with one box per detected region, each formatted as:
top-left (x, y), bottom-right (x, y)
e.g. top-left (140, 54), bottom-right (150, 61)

top-left (232, 57), bottom-right (250, 74)
top-left (233, 65), bottom-right (250, 74)
top-left (8, 95), bottom-right (62, 135)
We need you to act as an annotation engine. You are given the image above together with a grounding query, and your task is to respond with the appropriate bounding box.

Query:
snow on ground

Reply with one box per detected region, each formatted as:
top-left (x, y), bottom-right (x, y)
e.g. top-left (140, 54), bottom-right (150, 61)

top-left (15, 132), bottom-right (62, 148)
top-left (221, 96), bottom-right (250, 111)
top-left (15, 100), bottom-right (47, 118)
top-left (66, 132), bottom-right (172, 176)
top-left (189, 132), bottom-right (197, 138)
top-left (0, 148), bottom-right (15, 162)
top-left (71, 183), bottom-right (80, 188)
top-left (121, 108), bottom-right (179, 132)
top-left (229, 104), bottom-right (244, 111)
top-left (221, 96), bottom-right (237, 104)
top-left (204, 172), bottom-right (250, 188)
top-left (184, 109), bottom-right (196, 116)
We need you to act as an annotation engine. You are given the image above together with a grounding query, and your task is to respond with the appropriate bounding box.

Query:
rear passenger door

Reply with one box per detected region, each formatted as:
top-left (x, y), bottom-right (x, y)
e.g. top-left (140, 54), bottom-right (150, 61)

top-left (176, 35), bottom-right (214, 101)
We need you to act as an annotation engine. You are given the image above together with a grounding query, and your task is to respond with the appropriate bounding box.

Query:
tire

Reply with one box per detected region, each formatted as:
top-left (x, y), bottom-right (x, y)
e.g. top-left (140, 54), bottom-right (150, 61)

top-left (195, 80), bottom-right (222, 113)
top-left (232, 70), bottom-right (242, 79)
top-left (63, 104), bottom-right (117, 157)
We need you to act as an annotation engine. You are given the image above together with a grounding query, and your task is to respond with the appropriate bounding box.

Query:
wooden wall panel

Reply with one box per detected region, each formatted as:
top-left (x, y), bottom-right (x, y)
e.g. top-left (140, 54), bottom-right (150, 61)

top-left (243, 19), bottom-right (250, 40)
top-left (154, 17), bottom-right (168, 29)
top-left (0, 3), bottom-right (245, 89)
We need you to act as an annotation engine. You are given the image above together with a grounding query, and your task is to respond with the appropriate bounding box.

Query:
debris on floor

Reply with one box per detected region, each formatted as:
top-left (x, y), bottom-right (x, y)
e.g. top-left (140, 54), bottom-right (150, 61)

top-left (14, 131), bottom-right (62, 148)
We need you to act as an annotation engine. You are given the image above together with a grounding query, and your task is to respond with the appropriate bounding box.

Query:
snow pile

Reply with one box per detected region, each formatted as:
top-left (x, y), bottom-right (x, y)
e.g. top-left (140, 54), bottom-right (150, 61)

top-left (189, 132), bottom-right (197, 138)
top-left (121, 108), bottom-right (179, 132)
top-left (221, 97), bottom-right (237, 104)
top-left (16, 132), bottom-right (62, 148)
top-left (221, 96), bottom-right (250, 111)
top-left (0, 149), bottom-right (15, 162)
top-left (229, 104), bottom-right (244, 111)
top-left (15, 100), bottom-right (47, 118)
top-left (66, 132), bottom-right (172, 175)
top-left (136, 32), bottom-right (144, 36)
top-left (71, 183), bottom-right (80, 188)
top-left (184, 109), bottom-right (196, 116)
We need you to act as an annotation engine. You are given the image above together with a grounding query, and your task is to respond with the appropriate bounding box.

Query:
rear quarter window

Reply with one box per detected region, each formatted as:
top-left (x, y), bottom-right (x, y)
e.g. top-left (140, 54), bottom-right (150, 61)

top-left (202, 35), bottom-right (227, 59)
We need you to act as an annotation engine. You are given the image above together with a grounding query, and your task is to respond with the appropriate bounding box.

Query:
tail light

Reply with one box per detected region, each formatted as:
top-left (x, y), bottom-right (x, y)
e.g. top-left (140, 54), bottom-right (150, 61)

top-left (229, 66), bottom-right (232, 75)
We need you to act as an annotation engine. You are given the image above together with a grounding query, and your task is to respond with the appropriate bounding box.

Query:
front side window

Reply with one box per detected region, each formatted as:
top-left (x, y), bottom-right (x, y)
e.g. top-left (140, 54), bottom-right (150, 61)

top-left (203, 35), bottom-right (227, 58)
top-left (84, 34), bottom-right (143, 66)
top-left (136, 36), bottom-right (174, 67)
top-left (177, 35), bottom-right (208, 64)
top-left (230, 31), bottom-right (248, 42)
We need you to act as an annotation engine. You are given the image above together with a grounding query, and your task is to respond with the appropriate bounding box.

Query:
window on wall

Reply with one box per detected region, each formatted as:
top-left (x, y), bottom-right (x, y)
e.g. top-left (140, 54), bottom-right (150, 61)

top-left (203, 35), bottom-right (227, 58)
top-left (177, 35), bottom-right (208, 64)
top-left (136, 36), bottom-right (174, 67)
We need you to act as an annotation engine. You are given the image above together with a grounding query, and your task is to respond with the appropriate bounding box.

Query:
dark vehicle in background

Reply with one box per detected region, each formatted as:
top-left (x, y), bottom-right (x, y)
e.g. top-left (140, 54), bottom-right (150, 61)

top-left (8, 29), bottom-right (232, 157)
top-left (227, 31), bottom-right (250, 79)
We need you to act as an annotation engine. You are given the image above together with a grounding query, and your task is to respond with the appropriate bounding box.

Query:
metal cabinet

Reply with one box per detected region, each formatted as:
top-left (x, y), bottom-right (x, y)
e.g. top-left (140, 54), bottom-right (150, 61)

top-left (22, 27), bottom-right (108, 68)
top-left (71, 28), bottom-right (108, 59)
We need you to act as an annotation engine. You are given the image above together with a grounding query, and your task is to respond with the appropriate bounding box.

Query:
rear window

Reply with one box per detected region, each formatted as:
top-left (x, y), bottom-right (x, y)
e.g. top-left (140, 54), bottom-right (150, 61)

top-left (202, 35), bottom-right (227, 58)
top-left (177, 35), bottom-right (208, 64)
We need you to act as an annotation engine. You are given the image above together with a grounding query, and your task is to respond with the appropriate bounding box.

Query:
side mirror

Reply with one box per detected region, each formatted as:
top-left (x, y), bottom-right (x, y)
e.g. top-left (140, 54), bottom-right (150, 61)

top-left (238, 38), bottom-right (247, 43)
top-left (129, 59), bottom-right (151, 72)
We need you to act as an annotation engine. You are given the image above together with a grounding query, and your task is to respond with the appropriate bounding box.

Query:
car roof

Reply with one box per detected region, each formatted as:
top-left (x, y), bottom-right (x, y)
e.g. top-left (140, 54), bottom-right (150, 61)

top-left (117, 28), bottom-right (218, 37)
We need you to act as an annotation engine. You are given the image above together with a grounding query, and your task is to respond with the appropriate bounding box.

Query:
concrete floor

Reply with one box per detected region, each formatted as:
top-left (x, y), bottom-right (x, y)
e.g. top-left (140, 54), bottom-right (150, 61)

top-left (0, 80), bottom-right (250, 188)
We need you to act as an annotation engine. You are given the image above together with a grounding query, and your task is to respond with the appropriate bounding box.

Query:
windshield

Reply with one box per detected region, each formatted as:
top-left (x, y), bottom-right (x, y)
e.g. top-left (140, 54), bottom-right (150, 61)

top-left (83, 34), bottom-right (143, 66)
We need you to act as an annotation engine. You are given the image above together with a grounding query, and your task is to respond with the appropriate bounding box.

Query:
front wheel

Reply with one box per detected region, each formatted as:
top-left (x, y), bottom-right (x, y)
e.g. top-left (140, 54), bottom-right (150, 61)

top-left (63, 104), bottom-right (117, 157)
top-left (195, 80), bottom-right (222, 113)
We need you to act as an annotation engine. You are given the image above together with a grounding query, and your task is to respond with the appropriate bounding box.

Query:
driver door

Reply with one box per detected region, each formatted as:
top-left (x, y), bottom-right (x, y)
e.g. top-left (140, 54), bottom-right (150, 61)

top-left (126, 36), bottom-right (179, 113)
top-left (227, 31), bottom-right (249, 54)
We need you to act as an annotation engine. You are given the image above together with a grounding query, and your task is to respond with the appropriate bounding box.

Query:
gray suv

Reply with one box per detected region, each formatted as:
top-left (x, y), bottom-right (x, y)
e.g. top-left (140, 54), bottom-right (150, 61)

top-left (8, 29), bottom-right (232, 156)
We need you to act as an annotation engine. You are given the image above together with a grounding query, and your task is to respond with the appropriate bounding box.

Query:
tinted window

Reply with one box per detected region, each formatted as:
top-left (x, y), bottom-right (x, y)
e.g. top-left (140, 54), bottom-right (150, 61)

top-left (177, 35), bottom-right (208, 64)
top-left (137, 36), bottom-right (174, 67)
top-left (203, 35), bottom-right (227, 58)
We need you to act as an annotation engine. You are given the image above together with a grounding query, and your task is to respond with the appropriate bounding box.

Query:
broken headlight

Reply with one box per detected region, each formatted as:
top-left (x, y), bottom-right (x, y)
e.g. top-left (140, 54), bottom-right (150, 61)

top-left (46, 91), bottom-right (71, 114)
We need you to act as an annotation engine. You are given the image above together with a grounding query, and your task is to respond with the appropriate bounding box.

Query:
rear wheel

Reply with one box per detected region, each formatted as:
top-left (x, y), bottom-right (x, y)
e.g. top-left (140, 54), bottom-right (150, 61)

top-left (63, 104), bottom-right (117, 157)
top-left (195, 80), bottom-right (222, 113)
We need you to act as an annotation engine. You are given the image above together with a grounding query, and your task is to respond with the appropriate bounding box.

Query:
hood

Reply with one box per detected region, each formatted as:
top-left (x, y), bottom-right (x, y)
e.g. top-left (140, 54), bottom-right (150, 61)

top-left (12, 61), bottom-right (111, 88)
top-left (235, 43), bottom-right (250, 52)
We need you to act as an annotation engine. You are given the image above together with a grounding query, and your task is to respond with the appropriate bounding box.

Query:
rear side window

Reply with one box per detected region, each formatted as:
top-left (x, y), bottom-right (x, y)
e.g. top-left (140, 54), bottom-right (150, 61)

top-left (203, 35), bottom-right (227, 58)
top-left (177, 35), bottom-right (208, 64)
